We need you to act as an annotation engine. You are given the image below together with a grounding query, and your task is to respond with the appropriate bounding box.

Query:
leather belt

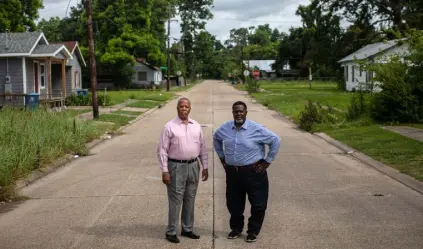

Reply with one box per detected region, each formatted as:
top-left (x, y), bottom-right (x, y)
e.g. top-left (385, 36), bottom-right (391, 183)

top-left (225, 162), bottom-right (259, 171)
top-left (169, 158), bottom-right (197, 164)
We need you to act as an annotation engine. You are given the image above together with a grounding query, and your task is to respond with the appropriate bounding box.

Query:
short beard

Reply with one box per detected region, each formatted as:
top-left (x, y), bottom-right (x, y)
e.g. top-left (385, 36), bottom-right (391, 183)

top-left (235, 119), bottom-right (244, 124)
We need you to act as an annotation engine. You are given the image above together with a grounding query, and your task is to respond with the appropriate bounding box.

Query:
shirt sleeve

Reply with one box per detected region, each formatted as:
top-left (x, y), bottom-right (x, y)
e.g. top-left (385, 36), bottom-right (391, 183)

top-left (157, 125), bottom-right (171, 173)
top-left (199, 127), bottom-right (208, 169)
top-left (213, 127), bottom-right (225, 159)
top-left (259, 126), bottom-right (281, 163)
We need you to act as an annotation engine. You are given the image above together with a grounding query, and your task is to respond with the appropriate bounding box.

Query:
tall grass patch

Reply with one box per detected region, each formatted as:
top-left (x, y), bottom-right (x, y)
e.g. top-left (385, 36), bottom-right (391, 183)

top-left (0, 107), bottom-right (107, 199)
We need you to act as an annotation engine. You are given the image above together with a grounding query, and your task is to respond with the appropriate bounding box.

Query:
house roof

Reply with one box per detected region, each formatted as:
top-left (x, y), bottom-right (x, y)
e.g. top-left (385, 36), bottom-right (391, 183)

top-left (338, 39), bottom-right (406, 63)
top-left (29, 44), bottom-right (73, 59)
top-left (0, 32), bottom-right (47, 55)
top-left (243, 60), bottom-right (276, 72)
top-left (136, 58), bottom-right (161, 71)
top-left (51, 41), bottom-right (77, 53)
top-left (31, 44), bottom-right (64, 55)
top-left (0, 31), bottom-right (72, 59)
top-left (51, 41), bottom-right (86, 67)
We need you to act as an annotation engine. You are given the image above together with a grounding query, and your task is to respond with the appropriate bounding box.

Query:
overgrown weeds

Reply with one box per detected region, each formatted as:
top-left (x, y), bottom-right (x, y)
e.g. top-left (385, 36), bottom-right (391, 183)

top-left (0, 107), bottom-right (108, 201)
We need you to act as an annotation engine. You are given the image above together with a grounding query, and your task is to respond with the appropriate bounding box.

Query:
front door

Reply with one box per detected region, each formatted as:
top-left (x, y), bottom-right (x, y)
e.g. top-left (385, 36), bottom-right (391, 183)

top-left (34, 62), bottom-right (39, 93)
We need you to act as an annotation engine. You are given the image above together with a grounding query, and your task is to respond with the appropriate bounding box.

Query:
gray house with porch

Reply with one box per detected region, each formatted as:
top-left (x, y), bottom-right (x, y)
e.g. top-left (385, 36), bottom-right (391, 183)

top-left (0, 32), bottom-right (85, 107)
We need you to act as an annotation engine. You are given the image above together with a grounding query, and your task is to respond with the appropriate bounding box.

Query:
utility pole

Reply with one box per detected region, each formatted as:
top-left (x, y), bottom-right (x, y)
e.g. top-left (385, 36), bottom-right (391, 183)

top-left (166, 5), bottom-right (171, 92)
top-left (86, 0), bottom-right (99, 119)
top-left (241, 45), bottom-right (245, 84)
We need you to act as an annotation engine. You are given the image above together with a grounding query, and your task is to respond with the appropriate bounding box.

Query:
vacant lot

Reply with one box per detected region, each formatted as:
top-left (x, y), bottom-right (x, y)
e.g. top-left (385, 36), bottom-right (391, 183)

top-left (0, 107), bottom-right (113, 200)
top-left (240, 81), bottom-right (423, 181)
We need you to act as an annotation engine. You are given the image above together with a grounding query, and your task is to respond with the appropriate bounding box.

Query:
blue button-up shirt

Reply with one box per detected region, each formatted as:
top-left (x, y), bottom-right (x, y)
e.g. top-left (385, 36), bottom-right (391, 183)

top-left (213, 119), bottom-right (281, 166)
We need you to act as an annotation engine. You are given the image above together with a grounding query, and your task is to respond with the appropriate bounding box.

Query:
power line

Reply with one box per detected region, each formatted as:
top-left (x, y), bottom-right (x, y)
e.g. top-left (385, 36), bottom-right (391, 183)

top-left (65, 0), bottom-right (74, 17)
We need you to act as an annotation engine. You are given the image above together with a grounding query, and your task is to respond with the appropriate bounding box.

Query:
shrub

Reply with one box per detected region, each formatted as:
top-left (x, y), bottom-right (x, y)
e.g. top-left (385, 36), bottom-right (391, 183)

top-left (245, 79), bottom-right (261, 93)
top-left (346, 90), bottom-right (368, 121)
top-left (65, 94), bottom-right (90, 106)
top-left (360, 30), bottom-right (423, 123)
top-left (298, 100), bottom-right (324, 131)
top-left (97, 94), bottom-right (112, 106)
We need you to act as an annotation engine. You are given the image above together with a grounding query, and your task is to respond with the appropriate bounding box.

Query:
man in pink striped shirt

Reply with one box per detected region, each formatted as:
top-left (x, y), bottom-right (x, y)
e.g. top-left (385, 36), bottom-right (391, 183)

top-left (157, 97), bottom-right (208, 244)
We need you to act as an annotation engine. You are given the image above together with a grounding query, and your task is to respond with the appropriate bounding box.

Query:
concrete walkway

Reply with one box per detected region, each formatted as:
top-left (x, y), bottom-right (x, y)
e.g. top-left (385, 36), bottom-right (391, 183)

top-left (383, 126), bottom-right (423, 142)
top-left (0, 81), bottom-right (422, 249)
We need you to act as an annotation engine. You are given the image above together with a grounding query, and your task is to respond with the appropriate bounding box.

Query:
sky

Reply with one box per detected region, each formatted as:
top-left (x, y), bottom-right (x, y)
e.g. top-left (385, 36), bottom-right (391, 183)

top-left (38, 0), bottom-right (310, 42)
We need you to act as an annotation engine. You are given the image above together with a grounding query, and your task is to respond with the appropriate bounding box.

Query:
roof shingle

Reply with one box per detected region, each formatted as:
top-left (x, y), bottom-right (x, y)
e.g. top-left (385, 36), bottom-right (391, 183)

top-left (0, 32), bottom-right (43, 54)
top-left (338, 39), bottom-right (405, 63)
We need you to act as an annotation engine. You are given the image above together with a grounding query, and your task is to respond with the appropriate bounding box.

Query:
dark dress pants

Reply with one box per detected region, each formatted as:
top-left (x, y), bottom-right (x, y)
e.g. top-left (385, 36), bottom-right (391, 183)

top-left (225, 165), bottom-right (269, 235)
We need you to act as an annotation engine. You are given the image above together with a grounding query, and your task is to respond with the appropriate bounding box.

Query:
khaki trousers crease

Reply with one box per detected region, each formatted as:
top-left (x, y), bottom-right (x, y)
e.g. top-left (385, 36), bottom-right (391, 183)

top-left (166, 159), bottom-right (200, 235)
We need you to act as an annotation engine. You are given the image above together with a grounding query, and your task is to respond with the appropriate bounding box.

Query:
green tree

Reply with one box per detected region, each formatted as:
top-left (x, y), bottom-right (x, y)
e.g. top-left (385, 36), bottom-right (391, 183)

top-left (0, 0), bottom-right (43, 32)
top-left (178, 0), bottom-right (214, 78)
top-left (36, 17), bottom-right (62, 42)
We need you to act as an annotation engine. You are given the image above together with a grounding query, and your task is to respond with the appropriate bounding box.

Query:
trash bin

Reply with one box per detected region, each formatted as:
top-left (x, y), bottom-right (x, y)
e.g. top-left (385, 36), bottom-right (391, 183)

top-left (76, 89), bottom-right (88, 96)
top-left (25, 93), bottom-right (40, 111)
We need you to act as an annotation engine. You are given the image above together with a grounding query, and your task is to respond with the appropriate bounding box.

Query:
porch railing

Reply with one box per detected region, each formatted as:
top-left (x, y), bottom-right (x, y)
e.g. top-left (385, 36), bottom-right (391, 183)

top-left (0, 94), bottom-right (26, 107)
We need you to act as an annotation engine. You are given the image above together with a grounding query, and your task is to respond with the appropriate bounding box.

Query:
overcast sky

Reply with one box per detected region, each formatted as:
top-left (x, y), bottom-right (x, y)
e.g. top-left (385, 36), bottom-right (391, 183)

top-left (38, 0), bottom-right (309, 42)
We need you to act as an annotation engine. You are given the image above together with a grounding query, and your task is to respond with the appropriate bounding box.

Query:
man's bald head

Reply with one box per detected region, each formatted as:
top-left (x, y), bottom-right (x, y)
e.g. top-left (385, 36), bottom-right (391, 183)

top-left (177, 97), bottom-right (191, 106)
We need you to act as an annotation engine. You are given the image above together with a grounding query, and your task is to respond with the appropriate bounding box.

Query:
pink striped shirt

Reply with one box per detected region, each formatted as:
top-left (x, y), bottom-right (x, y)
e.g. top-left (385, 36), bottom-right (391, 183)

top-left (157, 117), bottom-right (208, 173)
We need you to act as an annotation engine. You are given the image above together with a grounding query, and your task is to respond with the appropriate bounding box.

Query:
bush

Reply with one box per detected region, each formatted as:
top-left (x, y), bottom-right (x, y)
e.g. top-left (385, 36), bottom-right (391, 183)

top-left (361, 30), bottom-right (423, 123)
top-left (245, 79), bottom-right (261, 93)
top-left (97, 94), bottom-right (112, 106)
top-left (346, 91), bottom-right (368, 121)
top-left (298, 100), bottom-right (324, 131)
top-left (367, 55), bottom-right (421, 122)
top-left (65, 94), bottom-right (90, 106)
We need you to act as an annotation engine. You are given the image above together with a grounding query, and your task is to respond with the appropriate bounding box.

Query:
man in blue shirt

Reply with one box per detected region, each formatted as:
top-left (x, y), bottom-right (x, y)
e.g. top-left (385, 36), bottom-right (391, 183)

top-left (213, 101), bottom-right (281, 243)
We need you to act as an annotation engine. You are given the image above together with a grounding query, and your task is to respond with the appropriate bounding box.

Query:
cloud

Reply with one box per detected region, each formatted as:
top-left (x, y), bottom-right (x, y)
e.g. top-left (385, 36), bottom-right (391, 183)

top-left (39, 0), bottom-right (309, 42)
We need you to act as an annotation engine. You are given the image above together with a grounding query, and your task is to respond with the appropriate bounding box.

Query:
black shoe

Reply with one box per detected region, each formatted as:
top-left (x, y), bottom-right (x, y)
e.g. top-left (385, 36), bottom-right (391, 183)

top-left (166, 234), bottom-right (180, 243)
top-left (181, 231), bottom-right (200, 239)
top-left (227, 230), bottom-right (241, 239)
top-left (245, 233), bottom-right (257, 243)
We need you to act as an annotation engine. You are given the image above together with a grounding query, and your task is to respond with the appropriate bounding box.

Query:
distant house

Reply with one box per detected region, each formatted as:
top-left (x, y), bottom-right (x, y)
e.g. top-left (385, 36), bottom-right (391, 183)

top-left (0, 31), bottom-right (86, 107)
top-left (338, 39), bottom-right (409, 92)
top-left (131, 58), bottom-right (163, 88)
top-left (243, 60), bottom-right (277, 78)
top-left (51, 41), bottom-right (86, 92)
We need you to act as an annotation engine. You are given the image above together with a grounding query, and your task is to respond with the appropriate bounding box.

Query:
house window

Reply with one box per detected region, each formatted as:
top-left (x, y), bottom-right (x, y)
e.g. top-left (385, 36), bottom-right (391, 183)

top-left (40, 63), bottom-right (46, 89)
top-left (75, 71), bottom-right (80, 88)
top-left (138, 72), bottom-right (147, 81)
top-left (345, 66), bottom-right (348, 81)
top-left (352, 65), bottom-right (355, 82)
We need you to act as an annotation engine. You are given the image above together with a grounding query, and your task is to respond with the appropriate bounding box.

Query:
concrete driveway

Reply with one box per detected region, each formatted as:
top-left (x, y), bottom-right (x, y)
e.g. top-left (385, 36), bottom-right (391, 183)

top-left (0, 80), bottom-right (422, 249)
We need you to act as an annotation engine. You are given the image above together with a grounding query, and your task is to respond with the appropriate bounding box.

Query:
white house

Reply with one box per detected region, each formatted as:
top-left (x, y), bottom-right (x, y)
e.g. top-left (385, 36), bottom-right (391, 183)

top-left (131, 58), bottom-right (163, 88)
top-left (338, 39), bottom-right (409, 92)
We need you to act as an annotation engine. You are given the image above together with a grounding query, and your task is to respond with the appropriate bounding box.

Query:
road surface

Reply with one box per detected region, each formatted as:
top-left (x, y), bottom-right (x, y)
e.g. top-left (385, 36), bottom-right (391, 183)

top-left (1, 80), bottom-right (422, 249)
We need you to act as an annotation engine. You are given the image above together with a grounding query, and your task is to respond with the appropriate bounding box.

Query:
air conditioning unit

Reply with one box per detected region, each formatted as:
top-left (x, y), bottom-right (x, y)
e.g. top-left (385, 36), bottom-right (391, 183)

top-left (5, 75), bottom-right (11, 84)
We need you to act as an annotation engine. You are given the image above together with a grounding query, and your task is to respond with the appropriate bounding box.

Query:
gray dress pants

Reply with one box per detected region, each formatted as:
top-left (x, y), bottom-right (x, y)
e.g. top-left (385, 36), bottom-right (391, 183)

top-left (166, 159), bottom-right (200, 235)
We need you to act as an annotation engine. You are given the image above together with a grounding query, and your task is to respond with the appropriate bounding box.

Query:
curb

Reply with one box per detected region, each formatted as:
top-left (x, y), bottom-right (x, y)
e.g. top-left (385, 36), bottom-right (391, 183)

top-left (13, 99), bottom-right (172, 192)
top-left (314, 132), bottom-right (423, 195)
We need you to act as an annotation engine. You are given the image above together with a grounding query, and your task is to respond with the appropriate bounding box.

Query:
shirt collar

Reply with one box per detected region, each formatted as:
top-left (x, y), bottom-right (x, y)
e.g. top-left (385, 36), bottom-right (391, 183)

top-left (232, 119), bottom-right (249, 130)
top-left (175, 116), bottom-right (194, 124)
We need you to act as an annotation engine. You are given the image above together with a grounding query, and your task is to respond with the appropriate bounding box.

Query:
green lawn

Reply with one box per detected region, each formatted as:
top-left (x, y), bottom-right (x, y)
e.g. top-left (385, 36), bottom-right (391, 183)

top-left (238, 81), bottom-right (423, 181)
top-left (250, 81), bottom-right (353, 121)
top-left (98, 113), bottom-right (135, 130)
top-left (104, 90), bottom-right (174, 105)
top-left (112, 110), bottom-right (143, 116)
top-left (127, 100), bottom-right (162, 108)
top-left (325, 125), bottom-right (423, 181)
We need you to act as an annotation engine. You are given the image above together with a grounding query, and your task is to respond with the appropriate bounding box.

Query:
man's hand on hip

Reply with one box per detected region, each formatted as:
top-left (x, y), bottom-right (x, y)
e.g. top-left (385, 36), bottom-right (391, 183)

top-left (162, 172), bottom-right (171, 185)
top-left (220, 158), bottom-right (227, 168)
top-left (202, 169), bottom-right (208, 181)
top-left (255, 159), bottom-right (270, 174)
